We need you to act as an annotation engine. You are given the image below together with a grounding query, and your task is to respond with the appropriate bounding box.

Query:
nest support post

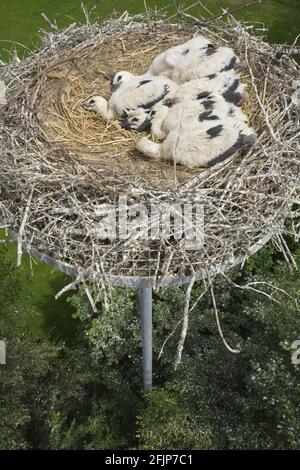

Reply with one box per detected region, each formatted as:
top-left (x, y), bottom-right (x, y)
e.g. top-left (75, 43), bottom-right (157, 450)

top-left (139, 284), bottom-right (153, 391)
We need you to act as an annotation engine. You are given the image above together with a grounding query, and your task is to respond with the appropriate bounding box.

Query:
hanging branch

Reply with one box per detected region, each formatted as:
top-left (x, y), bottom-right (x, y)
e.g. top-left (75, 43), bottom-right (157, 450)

top-left (17, 187), bottom-right (34, 267)
top-left (174, 272), bottom-right (196, 370)
top-left (158, 277), bottom-right (210, 360)
top-left (84, 284), bottom-right (98, 313)
top-left (206, 268), bottom-right (240, 354)
top-left (221, 272), bottom-right (300, 313)
top-left (55, 273), bottom-right (82, 300)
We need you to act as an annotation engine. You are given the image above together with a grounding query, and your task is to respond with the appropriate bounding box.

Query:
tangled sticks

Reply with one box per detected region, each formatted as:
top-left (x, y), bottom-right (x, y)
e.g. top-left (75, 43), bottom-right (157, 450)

top-left (0, 13), bottom-right (299, 292)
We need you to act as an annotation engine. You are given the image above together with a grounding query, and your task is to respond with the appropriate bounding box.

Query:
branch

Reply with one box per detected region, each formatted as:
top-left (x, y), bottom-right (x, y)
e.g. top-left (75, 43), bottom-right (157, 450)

top-left (17, 188), bottom-right (34, 267)
top-left (176, 1), bottom-right (263, 26)
top-left (206, 268), bottom-right (240, 354)
top-left (174, 273), bottom-right (196, 370)
top-left (204, 0), bottom-right (263, 25)
top-left (55, 273), bottom-right (81, 300)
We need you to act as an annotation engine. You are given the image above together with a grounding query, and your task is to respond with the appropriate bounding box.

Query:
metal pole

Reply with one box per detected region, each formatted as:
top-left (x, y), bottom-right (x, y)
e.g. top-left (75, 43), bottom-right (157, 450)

top-left (139, 285), bottom-right (153, 391)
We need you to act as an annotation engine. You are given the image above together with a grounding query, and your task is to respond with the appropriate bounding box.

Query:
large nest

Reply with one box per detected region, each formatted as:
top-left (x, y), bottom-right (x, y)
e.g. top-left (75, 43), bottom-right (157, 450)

top-left (0, 12), bottom-right (299, 290)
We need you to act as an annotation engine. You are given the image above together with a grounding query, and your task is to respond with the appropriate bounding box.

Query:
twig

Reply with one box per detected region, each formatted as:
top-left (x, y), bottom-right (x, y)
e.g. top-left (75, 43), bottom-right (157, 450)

top-left (243, 35), bottom-right (282, 144)
top-left (206, 268), bottom-right (240, 354)
top-left (174, 272), bottom-right (196, 370)
top-left (177, 0), bottom-right (263, 26)
top-left (55, 273), bottom-right (81, 300)
top-left (158, 316), bottom-right (183, 360)
top-left (144, 0), bottom-right (150, 19)
top-left (41, 13), bottom-right (58, 31)
top-left (166, 1), bottom-right (201, 22)
top-left (17, 188), bottom-right (34, 267)
top-left (158, 278), bottom-right (210, 359)
top-left (84, 285), bottom-right (98, 313)
top-left (203, 0), bottom-right (263, 25)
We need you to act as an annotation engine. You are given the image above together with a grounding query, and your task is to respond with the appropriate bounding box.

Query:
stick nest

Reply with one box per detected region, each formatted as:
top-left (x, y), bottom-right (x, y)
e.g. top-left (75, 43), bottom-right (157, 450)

top-left (0, 12), bottom-right (299, 288)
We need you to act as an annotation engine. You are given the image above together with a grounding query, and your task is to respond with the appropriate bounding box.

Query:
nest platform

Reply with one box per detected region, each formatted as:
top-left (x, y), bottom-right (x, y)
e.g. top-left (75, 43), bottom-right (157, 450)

top-left (0, 12), bottom-right (299, 290)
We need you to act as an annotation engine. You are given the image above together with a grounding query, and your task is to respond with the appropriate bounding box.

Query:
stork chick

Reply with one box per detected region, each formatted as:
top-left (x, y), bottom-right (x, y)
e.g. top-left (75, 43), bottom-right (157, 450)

top-left (82, 71), bottom-right (177, 122)
top-left (136, 117), bottom-right (256, 169)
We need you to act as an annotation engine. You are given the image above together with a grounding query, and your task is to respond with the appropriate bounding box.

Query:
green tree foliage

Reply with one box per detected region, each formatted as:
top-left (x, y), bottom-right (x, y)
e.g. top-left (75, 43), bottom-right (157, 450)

top-left (136, 384), bottom-right (214, 450)
top-left (0, 252), bottom-right (143, 450)
top-left (137, 253), bottom-right (300, 449)
top-left (0, 242), bottom-right (299, 449)
top-left (0, 251), bottom-right (53, 449)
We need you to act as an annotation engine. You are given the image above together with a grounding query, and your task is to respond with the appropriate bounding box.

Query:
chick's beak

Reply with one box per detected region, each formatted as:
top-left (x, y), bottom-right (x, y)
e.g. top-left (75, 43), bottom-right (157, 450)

top-left (121, 121), bottom-right (131, 130)
top-left (137, 118), bottom-right (151, 132)
top-left (111, 83), bottom-right (121, 93)
top-left (81, 100), bottom-right (90, 110)
top-left (105, 72), bottom-right (115, 82)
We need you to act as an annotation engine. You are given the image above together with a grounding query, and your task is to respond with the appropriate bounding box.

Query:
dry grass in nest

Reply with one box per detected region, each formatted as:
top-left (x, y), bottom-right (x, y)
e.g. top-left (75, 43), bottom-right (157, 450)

top-left (37, 28), bottom-right (200, 189)
top-left (35, 26), bottom-right (261, 190)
